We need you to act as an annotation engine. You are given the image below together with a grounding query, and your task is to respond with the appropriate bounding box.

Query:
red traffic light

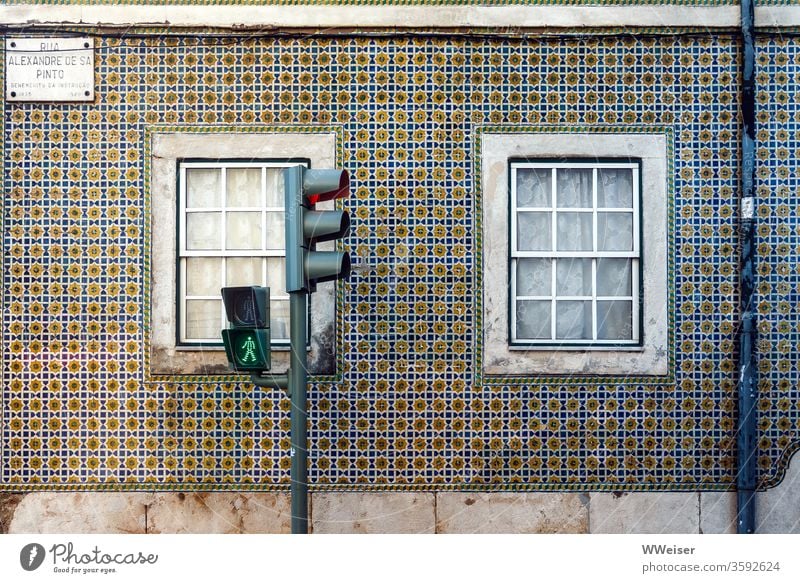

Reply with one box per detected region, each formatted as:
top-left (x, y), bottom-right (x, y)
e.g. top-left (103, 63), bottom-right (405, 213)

top-left (304, 169), bottom-right (349, 204)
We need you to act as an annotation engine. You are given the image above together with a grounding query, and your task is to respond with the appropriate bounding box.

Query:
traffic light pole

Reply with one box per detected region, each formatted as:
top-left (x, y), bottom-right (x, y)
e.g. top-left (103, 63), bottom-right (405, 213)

top-left (289, 291), bottom-right (309, 534)
top-left (282, 164), bottom-right (351, 534)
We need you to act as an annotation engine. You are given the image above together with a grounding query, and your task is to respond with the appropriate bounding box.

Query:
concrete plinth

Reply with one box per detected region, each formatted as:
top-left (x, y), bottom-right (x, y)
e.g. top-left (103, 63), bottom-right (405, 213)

top-left (311, 492), bottom-right (435, 534)
top-left (589, 492), bottom-right (699, 534)
top-left (436, 492), bottom-right (588, 533)
top-left (8, 493), bottom-right (152, 534)
top-left (146, 493), bottom-right (291, 534)
top-left (757, 452), bottom-right (800, 533)
top-left (699, 492), bottom-right (736, 534)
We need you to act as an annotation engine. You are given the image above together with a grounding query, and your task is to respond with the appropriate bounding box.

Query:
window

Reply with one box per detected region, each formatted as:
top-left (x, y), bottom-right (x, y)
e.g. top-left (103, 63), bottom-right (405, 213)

top-left (148, 130), bottom-right (339, 376)
top-left (480, 130), bottom-right (669, 377)
top-left (177, 160), bottom-right (305, 346)
top-left (509, 160), bottom-right (641, 346)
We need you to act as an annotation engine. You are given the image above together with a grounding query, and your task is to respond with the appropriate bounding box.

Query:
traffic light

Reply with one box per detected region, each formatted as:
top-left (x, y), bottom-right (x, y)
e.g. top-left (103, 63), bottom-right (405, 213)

top-left (221, 286), bottom-right (271, 372)
top-left (284, 166), bottom-right (351, 293)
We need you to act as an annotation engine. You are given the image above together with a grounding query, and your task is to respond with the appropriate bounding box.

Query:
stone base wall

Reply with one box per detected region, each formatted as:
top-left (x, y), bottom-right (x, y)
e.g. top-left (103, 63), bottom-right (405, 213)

top-left (3, 455), bottom-right (798, 534)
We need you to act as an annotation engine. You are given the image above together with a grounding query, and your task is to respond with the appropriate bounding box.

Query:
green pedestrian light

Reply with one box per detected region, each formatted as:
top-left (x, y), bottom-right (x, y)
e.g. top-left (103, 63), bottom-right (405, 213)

top-left (221, 286), bottom-right (271, 372)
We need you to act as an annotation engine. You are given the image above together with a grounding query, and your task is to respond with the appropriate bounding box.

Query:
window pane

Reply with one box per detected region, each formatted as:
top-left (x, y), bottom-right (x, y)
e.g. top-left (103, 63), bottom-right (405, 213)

top-left (186, 168), bottom-right (221, 208)
top-left (265, 211), bottom-right (286, 249)
top-left (186, 212), bottom-right (221, 250)
top-left (557, 168), bottom-right (592, 208)
top-left (556, 300), bottom-right (592, 339)
top-left (517, 212), bottom-right (551, 251)
top-left (597, 300), bottom-right (633, 340)
top-left (185, 299), bottom-right (221, 340)
top-left (266, 257), bottom-right (287, 295)
top-left (556, 258), bottom-right (592, 296)
top-left (227, 168), bottom-right (262, 207)
top-left (597, 258), bottom-right (632, 296)
top-left (265, 168), bottom-right (284, 207)
top-left (226, 257), bottom-right (263, 287)
top-left (516, 258), bottom-right (550, 297)
top-left (516, 300), bottom-right (551, 340)
top-left (271, 299), bottom-right (290, 339)
top-left (226, 212), bottom-right (262, 250)
top-left (598, 212), bottom-right (633, 251)
top-left (597, 168), bottom-right (633, 208)
top-left (185, 258), bottom-right (221, 296)
top-left (556, 212), bottom-right (592, 251)
top-left (516, 168), bottom-right (551, 208)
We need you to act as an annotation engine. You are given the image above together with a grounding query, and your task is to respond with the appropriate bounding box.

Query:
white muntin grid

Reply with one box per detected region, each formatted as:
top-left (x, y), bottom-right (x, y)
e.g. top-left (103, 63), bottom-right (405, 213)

top-left (510, 160), bottom-right (641, 346)
top-left (178, 160), bottom-right (304, 345)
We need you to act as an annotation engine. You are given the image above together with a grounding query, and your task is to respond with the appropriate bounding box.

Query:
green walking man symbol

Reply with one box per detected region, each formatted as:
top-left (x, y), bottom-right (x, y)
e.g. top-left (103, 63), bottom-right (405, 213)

top-left (237, 334), bottom-right (258, 365)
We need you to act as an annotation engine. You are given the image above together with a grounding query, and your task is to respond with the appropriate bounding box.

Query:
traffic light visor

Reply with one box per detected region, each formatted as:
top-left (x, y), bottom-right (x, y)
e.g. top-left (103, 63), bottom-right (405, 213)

top-left (305, 250), bottom-right (351, 284)
top-left (221, 286), bottom-right (269, 328)
top-left (304, 169), bottom-right (349, 204)
top-left (303, 209), bottom-right (350, 242)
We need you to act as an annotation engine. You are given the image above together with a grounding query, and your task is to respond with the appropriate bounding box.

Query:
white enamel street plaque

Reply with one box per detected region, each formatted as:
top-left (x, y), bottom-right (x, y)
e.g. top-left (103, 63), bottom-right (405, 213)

top-left (5, 37), bottom-right (94, 102)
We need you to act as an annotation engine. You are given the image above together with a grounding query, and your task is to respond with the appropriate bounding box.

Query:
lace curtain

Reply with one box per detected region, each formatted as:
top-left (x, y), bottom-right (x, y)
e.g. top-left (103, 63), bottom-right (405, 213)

top-left (183, 166), bottom-right (291, 340)
top-left (515, 167), bottom-right (634, 341)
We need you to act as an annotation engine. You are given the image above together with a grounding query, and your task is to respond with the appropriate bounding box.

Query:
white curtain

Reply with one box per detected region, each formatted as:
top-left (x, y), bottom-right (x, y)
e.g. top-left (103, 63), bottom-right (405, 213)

top-left (598, 212), bottom-right (632, 251)
top-left (596, 258), bottom-right (631, 296)
top-left (597, 258), bottom-right (633, 340)
top-left (598, 168), bottom-right (633, 207)
top-left (516, 300), bottom-right (551, 339)
top-left (514, 166), bottom-right (634, 342)
top-left (597, 168), bottom-right (633, 251)
top-left (597, 300), bottom-right (632, 340)
top-left (557, 168), bottom-right (592, 207)
top-left (555, 170), bottom-right (593, 336)
top-left (517, 212), bottom-right (551, 251)
top-left (516, 258), bottom-right (550, 296)
top-left (516, 168), bottom-right (551, 207)
top-left (186, 168), bottom-right (220, 207)
top-left (226, 167), bottom-right (262, 207)
top-left (556, 168), bottom-right (592, 252)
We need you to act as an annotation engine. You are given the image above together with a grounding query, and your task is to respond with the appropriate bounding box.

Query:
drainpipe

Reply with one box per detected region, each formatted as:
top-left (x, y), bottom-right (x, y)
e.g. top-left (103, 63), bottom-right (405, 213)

top-left (736, 0), bottom-right (757, 535)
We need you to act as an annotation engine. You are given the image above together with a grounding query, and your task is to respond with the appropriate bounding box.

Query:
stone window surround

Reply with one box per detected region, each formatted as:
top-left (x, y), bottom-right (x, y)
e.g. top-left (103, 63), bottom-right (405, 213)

top-left (149, 130), bottom-right (338, 376)
top-left (481, 131), bottom-right (669, 376)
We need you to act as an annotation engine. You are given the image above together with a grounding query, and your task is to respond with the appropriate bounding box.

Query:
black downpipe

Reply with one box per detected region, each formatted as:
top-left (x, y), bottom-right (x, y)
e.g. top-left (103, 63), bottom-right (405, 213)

top-left (737, 0), bottom-right (758, 535)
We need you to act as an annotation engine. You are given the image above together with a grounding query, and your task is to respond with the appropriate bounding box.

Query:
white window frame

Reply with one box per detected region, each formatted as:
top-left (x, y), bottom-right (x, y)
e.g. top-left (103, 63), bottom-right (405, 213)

top-left (509, 160), bottom-right (641, 346)
top-left (481, 131), bottom-right (669, 377)
top-left (177, 160), bottom-right (302, 346)
top-left (148, 131), bottom-right (339, 376)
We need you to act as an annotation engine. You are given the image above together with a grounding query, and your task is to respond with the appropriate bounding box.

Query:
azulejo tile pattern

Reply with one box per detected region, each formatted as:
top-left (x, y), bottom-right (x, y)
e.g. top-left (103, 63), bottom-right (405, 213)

top-left (753, 38), bottom-right (800, 488)
top-left (0, 32), bottom-right (796, 490)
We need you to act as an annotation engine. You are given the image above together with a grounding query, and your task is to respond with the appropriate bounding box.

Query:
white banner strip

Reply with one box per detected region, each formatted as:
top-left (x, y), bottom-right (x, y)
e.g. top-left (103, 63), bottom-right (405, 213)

top-left (1, 533), bottom-right (799, 583)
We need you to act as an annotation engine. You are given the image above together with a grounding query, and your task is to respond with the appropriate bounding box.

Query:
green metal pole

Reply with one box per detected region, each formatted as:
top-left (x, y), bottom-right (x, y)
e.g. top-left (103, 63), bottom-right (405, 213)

top-left (289, 291), bottom-right (308, 534)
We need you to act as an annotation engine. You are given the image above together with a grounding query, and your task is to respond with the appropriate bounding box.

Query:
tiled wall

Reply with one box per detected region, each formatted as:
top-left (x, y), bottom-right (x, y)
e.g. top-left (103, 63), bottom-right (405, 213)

top-left (1, 31), bottom-right (798, 490)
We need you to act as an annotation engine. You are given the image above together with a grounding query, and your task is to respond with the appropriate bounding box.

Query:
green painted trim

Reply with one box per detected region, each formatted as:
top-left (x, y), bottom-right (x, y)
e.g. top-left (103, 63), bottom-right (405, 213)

top-left (473, 124), bottom-right (676, 387)
top-left (142, 124), bottom-right (345, 385)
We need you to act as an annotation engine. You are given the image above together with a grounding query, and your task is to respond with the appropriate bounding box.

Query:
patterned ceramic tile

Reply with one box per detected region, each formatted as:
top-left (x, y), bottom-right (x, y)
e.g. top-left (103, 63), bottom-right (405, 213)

top-left (0, 32), bottom-right (796, 491)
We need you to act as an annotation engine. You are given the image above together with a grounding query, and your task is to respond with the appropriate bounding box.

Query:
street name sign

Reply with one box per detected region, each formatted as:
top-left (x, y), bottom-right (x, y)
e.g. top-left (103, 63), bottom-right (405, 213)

top-left (5, 37), bottom-right (94, 102)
